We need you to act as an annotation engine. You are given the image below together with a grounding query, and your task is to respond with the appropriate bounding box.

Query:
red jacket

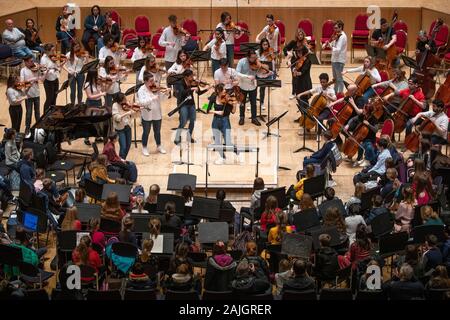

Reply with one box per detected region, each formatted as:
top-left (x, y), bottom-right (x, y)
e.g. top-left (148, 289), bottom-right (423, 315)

top-left (260, 209), bottom-right (280, 232)
top-left (72, 247), bottom-right (102, 271)
top-left (398, 88), bottom-right (425, 116)
top-left (103, 141), bottom-right (122, 163)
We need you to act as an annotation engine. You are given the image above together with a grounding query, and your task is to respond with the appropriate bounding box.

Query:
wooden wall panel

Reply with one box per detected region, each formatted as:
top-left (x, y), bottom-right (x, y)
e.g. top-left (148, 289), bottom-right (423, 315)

top-left (1, 8), bottom-right (38, 29)
top-left (421, 8), bottom-right (450, 34)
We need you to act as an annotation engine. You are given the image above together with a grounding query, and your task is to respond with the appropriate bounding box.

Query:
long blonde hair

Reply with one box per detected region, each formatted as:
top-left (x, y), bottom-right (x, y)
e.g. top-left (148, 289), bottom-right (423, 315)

top-left (148, 217), bottom-right (161, 238)
top-left (140, 239), bottom-right (154, 263)
top-left (61, 207), bottom-right (79, 231)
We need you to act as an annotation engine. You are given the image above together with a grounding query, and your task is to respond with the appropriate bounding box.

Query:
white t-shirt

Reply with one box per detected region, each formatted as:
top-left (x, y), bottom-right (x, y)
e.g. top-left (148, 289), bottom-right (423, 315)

top-left (84, 82), bottom-right (102, 101)
top-left (205, 38), bottom-right (227, 61)
top-left (40, 54), bottom-right (60, 81)
top-left (131, 48), bottom-right (152, 62)
top-left (112, 102), bottom-right (132, 130)
top-left (20, 67), bottom-right (40, 98)
top-left (167, 62), bottom-right (185, 75)
top-left (7, 87), bottom-right (24, 106)
top-left (65, 52), bottom-right (87, 74)
top-left (216, 23), bottom-right (234, 45)
top-left (138, 66), bottom-right (162, 85)
top-left (137, 85), bottom-right (167, 121)
top-left (98, 67), bottom-right (126, 94)
top-left (347, 66), bottom-right (381, 84)
top-left (258, 25), bottom-right (279, 51)
top-left (309, 85), bottom-right (337, 101)
top-left (214, 67), bottom-right (246, 90)
top-left (345, 215), bottom-right (366, 244)
top-left (419, 111), bottom-right (449, 139)
top-left (98, 47), bottom-right (126, 66)
top-left (158, 26), bottom-right (187, 63)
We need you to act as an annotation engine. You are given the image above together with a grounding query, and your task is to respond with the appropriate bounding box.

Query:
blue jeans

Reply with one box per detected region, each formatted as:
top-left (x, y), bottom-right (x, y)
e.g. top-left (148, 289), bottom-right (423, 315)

top-left (142, 119), bottom-right (162, 147)
top-left (69, 73), bottom-right (85, 105)
top-left (97, 37), bottom-right (104, 52)
top-left (126, 161), bottom-right (138, 182)
top-left (357, 140), bottom-right (378, 164)
top-left (212, 115), bottom-right (232, 158)
top-left (116, 125), bottom-right (132, 160)
top-left (331, 62), bottom-right (345, 93)
top-left (175, 104), bottom-right (196, 142)
top-left (226, 44), bottom-right (234, 67)
top-left (360, 87), bottom-right (376, 106)
top-left (56, 31), bottom-right (73, 54)
top-left (12, 46), bottom-right (33, 59)
top-left (239, 89), bottom-right (257, 119)
top-left (211, 59), bottom-right (221, 77)
top-left (28, 45), bottom-right (43, 54)
top-left (25, 97), bottom-right (40, 130)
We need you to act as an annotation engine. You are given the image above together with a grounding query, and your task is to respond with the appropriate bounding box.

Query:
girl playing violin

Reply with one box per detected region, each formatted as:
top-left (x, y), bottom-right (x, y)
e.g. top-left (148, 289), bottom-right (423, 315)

top-left (6, 75), bottom-right (27, 133)
top-left (98, 33), bottom-right (127, 66)
top-left (207, 83), bottom-right (237, 163)
top-left (112, 92), bottom-right (137, 160)
top-left (138, 55), bottom-right (164, 86)
top-left (99, 55), bottom-right (128, 108)
top-left (84, 68), bottom-right (107, 145)
top-left (132, 36), bottom-right (154, 62)
top-left (40, 43), bottom-right (63, 112)
top-left (203, 28), bottom-right (227, 76)
top-left (256, 38), bottom-right (276, 111)
top-left (216, 11), bottom-right (245, 67)
top-left (290, 46), bottom-right (312, 106)
top-left (168, 49), bottom-right (192, 102)
top-left (63, 41), bottom-right (89, 106)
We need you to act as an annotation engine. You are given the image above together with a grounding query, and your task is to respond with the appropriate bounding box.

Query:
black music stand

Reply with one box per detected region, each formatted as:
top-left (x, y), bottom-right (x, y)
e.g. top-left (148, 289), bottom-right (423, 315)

top-left (293, 100), bottom-right (314, 153)
top-left (257, 79), bottom-right (281, 124)
top-left (132, 58), bottom-right (146, 72)
top-left (172, 129), bottom-right (194, 173)
top-left (266, 110), bottom-right (290, 171)
top-left (80, 59), bottom-right (99, 74)
top-left (240, 42), bottom-right (260, 53)
top-left (167, 173), bottom-right (197, 191)
top-left (167, 73), bottom-right (185, 86)
top-left (190, 50), bottom-right (210, 113)
top-left (124, 84), bottom-right (144, 96)
top-left (58, 79), bottom-right (70, 105)
top-left (124, 83), bottom-right (145, 148)
top-left (401, 55), bottom-right (419, 77)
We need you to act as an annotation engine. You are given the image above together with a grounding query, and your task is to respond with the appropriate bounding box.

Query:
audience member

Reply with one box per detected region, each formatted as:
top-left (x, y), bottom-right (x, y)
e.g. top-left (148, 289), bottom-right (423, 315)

top-left (127, 262), bottom-right (156, 290)
top-left (282, 259), bottom-right (315, 293)
top-left (260, 195), bottom-right (280, 232)
top-left (231, 259), bottom-right (271, 295)
top-left (61, 207), bottom-right (81, 231)
top-left (2, 19), bottom-right (33, 58)
top-left (268, 211), bottom-right (292, 245)
top-left (394, 186), bottom-right (416, 233)
top-left (90, 154), bottom-right (115, 184)
top-left (162, 201), bottom-right (182, 229)
top-left (314, 234), bottom-right (339, 281)
top-left (291, 164), bottom-right (314, 201)
top-left (420, 205), bottom-right (444, 226)
top-left (137, 239), bottom-right (159, 284)
top-left (422, 235), bottom-right (443, 273)
top-left (426, 265), bottom-right (450, 289)
top-left (89, 218), bottom-right (106, 249)
top-left (100, 192), bottom-right (125, 222)
top-left (345, 204), bottom-right (366, 244)
top-left (275, 259), bottom-right (293, 296)
top-left (383, 263), bottom-right (425, 300)
top-left (323, 207), bottom-right (346, 236)
top-left (72, 235), bottom-right (102, 272)
top-left (144, 184), bottom-right (160, 213)
top-left (250, 177), bottom-right (266, 214)
top-left (345, 182), bottom-right (365, 214)
top-left (102, 133), bottom-right (138, 183)
top-left (119, 216), bottom-right (138, 247)
top-left (365, 194), bottom-right (390, 225)
top-left (204, 241), bottom-right (237, 291)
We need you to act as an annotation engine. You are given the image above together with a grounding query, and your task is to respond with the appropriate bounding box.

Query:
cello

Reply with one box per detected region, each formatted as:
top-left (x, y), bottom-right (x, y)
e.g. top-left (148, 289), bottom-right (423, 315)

top-left (404, 116), bottom-right (437, 152)
top-left (435, 70), bottom-right (450, 107)
top-left (330, 95), bottom-right (356, 139)
top-left (415, 19), bottom-right (443, 99)
top-left (354, 73), bottom-right (372, 97)
top-left (370, 86), bottom-right (394, 120)
top-left (299, 80), bottom-right (335, 129)
top-left (392, 96), bottom-right (417, 133)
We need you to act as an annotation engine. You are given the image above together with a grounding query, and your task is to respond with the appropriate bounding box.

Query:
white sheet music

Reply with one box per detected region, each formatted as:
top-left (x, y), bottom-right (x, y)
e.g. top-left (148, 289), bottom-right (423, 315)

top-left (76, 232), bottom-right (91, 246)
top-left (151, 234), bottom-right (164, 253)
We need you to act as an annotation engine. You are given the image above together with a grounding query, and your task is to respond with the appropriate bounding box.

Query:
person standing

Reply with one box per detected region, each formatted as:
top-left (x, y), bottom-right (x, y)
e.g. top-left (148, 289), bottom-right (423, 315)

top-left (82, 5), bottom-right (105, 55)
top-left (98, 55), bottom-right (128, 108)
top-left (214, 58), bottom-right (252, 92)
top-left (138, 55), bottom-right (164, 86)
top-left (112, 93), bottom-right (135, 160)
top-left (137, 72), bottom-right (169, 156)
top-left (322, 20), bottom-right (347, 94)
top-left (2, 19), bottom-right (33, 58)
top-left (97, 11), bottom-right (121, 51)
top-left (216, 12), bottom-right (244, 67)
top-left (84, 69), bottom-right (107, 145)
top-left (6, 75), bottom-right (27, 133)
top-left (256, 38), bottom-right (276, 111)
top-left (203, 28), bottom-right (227, 76)
top-left (55, 5), bottom-right (76, 54)
top-left (158, 15), bottom-right (189, 74)
top-left (98, 34), bottom-right (126, 66)
top-left (40, 43), bottom-right (63, 112)
top-left (236, 50), bottom-right (259, 126)
top-left (255, 14), bottom-right (280, 56)
top-left (291, 46), bottom-right (312, 108)
top-left (63, 41), bottom-right (88, 106)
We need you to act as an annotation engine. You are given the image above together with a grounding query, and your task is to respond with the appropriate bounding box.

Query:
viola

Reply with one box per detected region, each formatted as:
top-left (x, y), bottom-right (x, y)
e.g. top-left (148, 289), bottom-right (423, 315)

top-left (325, 31), bottom-right (341, 48)
top-left (268, 24), bottom-right (276, 35)
top-left (190, 79), bottom-right (209, 87)
top-left (75, 49), bottom-right (89, 58)
top-left (15, 81), bottom-right (32, 90)
top-left (225, 21), bottom-right (250, 35)
top-left (111, 43), bottom-right (126, 53)
top-left (232, 86), bottom-right (245, 103)
top-left (149, 64), bottom-right (166, 74)
top-left (249, 59), bottom-right (271, 73)
top-left (142, 43), bottom-right (154, 54)
top-left (149, 85), bottom-right (169, 93)
top-left (404, 116), bottom-right (437, 152)
top-left (182, 58), bottom-right (193, 69)
top-left (29, 63), bottom-right (47, 73)
top-left (214, 38), bottom-right (224, 51)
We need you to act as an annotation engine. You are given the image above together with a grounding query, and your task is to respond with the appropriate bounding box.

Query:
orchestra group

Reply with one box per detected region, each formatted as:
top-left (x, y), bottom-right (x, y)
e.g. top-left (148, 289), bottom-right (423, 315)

top-left (2, 5), bottom-right (449, 165)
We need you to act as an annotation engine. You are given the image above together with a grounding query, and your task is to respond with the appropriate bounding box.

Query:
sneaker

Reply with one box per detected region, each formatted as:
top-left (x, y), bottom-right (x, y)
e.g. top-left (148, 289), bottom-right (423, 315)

top-left (214, 157), bottom-right (225, 165)
top-left (261, 103), bottom-right (265, 110)
top-left (142, 147), bottom-right (150, 156)
top-left (327, 180), bottom-right (337, 187)
top-left (246, 105), bottom-right (250, 111)
top-left (251, 118), bottom-right (261, 126)
top-left (359, 160), bottom-right (370, 167)
top-left (239, 118), bottom-right (244, 125)
top-left (25, 129), bottom-right (31, 139)
top-left (289, 95), bottom-right (295, 100)
top-left (352, 159), bottom-right (363, 168)
top-left (173, 139), bottom-right (181, 146)
top-left (157, 146), bottom-right (166, 154)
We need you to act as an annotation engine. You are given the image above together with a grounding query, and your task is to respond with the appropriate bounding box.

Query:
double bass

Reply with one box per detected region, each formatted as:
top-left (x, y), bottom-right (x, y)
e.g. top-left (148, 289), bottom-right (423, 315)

top-left (374, 10), bottom-right (398, 78)
top-left (299, 80), bottom-right (335, 129)
top-left (415, 19), bottom-right (443, 99)
top-left (404, 116), bottom-right (437, 152)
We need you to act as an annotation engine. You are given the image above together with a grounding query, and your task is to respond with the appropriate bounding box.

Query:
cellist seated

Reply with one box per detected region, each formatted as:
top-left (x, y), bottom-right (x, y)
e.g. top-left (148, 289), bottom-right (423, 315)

top-left (407, 99), bottom-right (448, 147)
top-left (383, 77), bottom-right (425, 114)
top-left (416, 30), bottom-right (437, 56)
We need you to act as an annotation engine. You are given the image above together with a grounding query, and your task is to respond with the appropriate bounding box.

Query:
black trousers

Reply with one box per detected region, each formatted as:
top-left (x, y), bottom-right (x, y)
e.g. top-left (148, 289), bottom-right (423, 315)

top-left (43, 79), bottom-right (59, 112)
top-left (9, 105), bottom-right (23, 132)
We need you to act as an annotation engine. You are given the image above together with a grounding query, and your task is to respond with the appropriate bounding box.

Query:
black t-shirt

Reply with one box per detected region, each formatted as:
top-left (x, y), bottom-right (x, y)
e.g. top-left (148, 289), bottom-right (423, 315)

top-left (371, 28), bottom-right (396, 43)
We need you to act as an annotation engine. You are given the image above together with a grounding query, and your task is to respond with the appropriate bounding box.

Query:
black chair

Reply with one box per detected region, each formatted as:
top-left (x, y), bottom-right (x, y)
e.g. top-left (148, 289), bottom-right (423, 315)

top-left (51, 288), bottom-right (82, 300)
top-left (425, 288), bottom-right (450, 300)
top-left (355, 289), bottom-right (387, 300)
top-left (293, 209), bottom-right (320, 232)
top-left (370, 212), bottom-right (394, 238)
top-left (411, 224), bottom-right (445, 244)
top-left (304, 174), bottom-right (326, 200)
top-left (111, 242), bottom-right (139, 258)
top-left (165, 290), bottom-right (199, 300)
top-left (0, 243), bottom-right (22, 266)
top-left (378, 232), bottom-right (409, 257)
top-left (24, 289), bottom-right (49, 300)
top-left (360, 186), bottom-right (381, 214)
top-left (156, 194), bottom-right (185, 215)
top-left (46, 143), bottom-right (76, 185)
top-left (123, 289), bottom-right (157, 301)
top-left (86, 289), bottom-right (122, 300)
top-left (319, 288), bottom-right (353, 300)
top-left (282, 290), bottom-right (317, 300)
top-left (18, 261), bottom-right (54, 288)
top-left (84, 178), bottom-right (104, 202)
top-left (99, 218), bottom-right (121, 237)
top-left (242, 292), bottom-right (274, 300)
top-left (187, 251), bottom-right (208, 270)
top-left (202, 290), bottom-right (234, 300)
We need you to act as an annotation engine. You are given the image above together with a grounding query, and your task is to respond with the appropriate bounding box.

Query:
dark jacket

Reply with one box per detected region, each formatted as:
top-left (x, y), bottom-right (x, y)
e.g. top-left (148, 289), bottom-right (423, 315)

top-left (126, 272), bottom-right (156, 290)
top-left (282, 274), bottom-right (315, 293)
top-left (423, 247), bottom-right (443, 273)
top-left (161, 214), bottom-right (182, 229)
top-left (231, 273), bottom-right (271, 295)
top-left (168, 256), bottom-right (194, 276)
top-left (240, 255), bottom-right (270, 280)
top-left (383, 279), bottom-right (425, 300)
top-left (204, 254), bottom-right (237, 291)
top-left (18, 159), bottom-right (35, 191)
top-left (118, 231), bottom-right (138, 247)
top-left (84, 14), bottom-right (106, 32)
top-left (314, 247), bottom-right (339, 280)
top-left (310, 141), bottom-right (335, 162)
top-left (24, 28), bottom-right (41, 48)
top-left (366, 207), bottom-right (390, 225)
top-left (165, 273), bottom-right (196, 292)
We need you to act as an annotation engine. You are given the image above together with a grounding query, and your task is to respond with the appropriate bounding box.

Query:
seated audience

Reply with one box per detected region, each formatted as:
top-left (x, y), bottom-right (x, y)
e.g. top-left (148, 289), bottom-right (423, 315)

top-left (282, 259), bottom-right (315, 293)
top-left (3, 227), bottom-right (39, 278)
top-left (165, 263), bottom-right (201, 294)
top-left (127, 262), bottom-right (156, 290)
top-left (365, 194), bottom-right (390, 225)
top-left (89, 218), bottom-right (106, 249)
top-left (168, 242), bottom-right (193, 276)
top-left (396, 244), bottom-right (425, 280)
top-left (90, 154), bottom-right (116, 184)
top-left (313, 234), bottom-right (339, 282)
top-left (148, 217), bottom-right (161, 240)
top-left (414, 173), bottom-right (433, 206)
top-left (275, 259), bottom-right (293, 296)
top-left (260, 195), bottom-right (280, 232)
top-left (61, 207), bottom-right (82, 231)
top-left (2, 19), bottom-right (33, 58)
top-left (119, 216), bottom-right (138, 247)
top-left (240, 241), bottom-right (269, 280)
top-left (345, 204), bottom-right (366, 244)
top-left (268, 211), bottom-right (293, 245)
top-left (420, 205), bottom-right (444, 226)
top-left (162, 201), bottom-right (182, 229)
top-left (426, 265), bottom-right (450, 289)
top-left (204, 241), bottom-right (237, 291)
top-left (72, 235), bottom-right (102, 272)
top-left (323, 207), bottom-right (347, 236)
top-left (33, 168), bottom-right (45, 192)
top-left (299, 193), bottom-right (317, 213)
top-left (216, 189), bottom-right (236, 212)
top-left (100, 191), bottom-right (125, 222)
top-left (383, 263), bottom-right (425, 300)
top-left (422, 235), bottom-right (443, 274)
top-left (18, 148), bottom-right (35, 191)
top-left (250, 177), bottom-right (266, 214)
top-left (380, 167), bottom-right (400, 199)
top-left (291, 164), bottom-right (315, 201)
top-left (231, 260), bottom-right (271, 295)
top-left (137, 239), bottom-right (159, 284)
top-left (4, 128), bottom-right (20, 169)
top-left (144, 184), bottom-right (160, 213)
top-left (102, 133), bottom-right (138, 183)
top-left (345, 182), bottom-right (365, 214)
top-left (394, 186), bottom-right (416, 233)
top-left (340, 224), bottom-right (372, 270)
top-left (302, 130), bottom-right (336, 168)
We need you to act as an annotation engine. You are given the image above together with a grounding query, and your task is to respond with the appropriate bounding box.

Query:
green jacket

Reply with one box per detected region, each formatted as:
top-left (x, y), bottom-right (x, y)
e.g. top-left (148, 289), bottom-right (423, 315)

top-left (3, 244), bottom-right (39, 277)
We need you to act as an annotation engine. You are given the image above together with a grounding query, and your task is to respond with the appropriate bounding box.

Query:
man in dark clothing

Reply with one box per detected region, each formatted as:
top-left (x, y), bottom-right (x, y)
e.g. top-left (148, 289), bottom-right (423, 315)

top-left (365, 195), bottom-right (390, 225)
top-left (231, 260), bottom-right (271, 295)
top-left (423, 235), bottom-right (443, 274)
top-left (303, 130), bottom-right (336, 168)
top-left (383, 263), bottom-right (425, 300)
top-left (282, 259), bottom-right (315, 293)
top-left (313, 234), bottom-right (339, 281)
top-left (18, 148), bottom-right (35, 192)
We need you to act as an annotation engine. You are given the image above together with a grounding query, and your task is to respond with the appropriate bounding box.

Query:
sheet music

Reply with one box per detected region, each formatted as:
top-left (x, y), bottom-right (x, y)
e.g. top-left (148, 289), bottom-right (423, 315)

top-left (76, 232), bottom-right (91, 246)
top-left (151, 234), bottom-right (164, 253)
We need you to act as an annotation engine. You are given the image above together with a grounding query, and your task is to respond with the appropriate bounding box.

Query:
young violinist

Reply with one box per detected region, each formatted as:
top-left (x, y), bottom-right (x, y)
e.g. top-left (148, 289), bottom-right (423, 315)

top-left (20, 55), bottom-right (44, 137)
top-left (132, 36), bottom-right (154, 62)
top-left (216, 12), bottom-right (244, 67)
top-left (112, 92), bottom-right (136, 160)
top-left (40, 43), bottom-right (63, 112)
top-left (174, 69), bottom-right (211, 145)
top-left (55, 5), bottom-right (75, 54)
top-left (98, 34), bottom-right (127, 66)
top-left (6, 75), bottom-right (27, 133)
top-left (137, 72), bottom-right (170, 156)
top-left (84, 68), bottom-right (107, 145)
top-left (236, 50), bottom-right (260, 126)
top-left (24, 18), bottom-right (43, 54)
top-left (64, 41), bottom-right (89, 106)
top-left (290, 45), bottom-right (312, 106)
top-left (203, 28), bottom-right (227, 76)
top-left (99, 55), bottom-right (128, 108)
top-left (256, 38), bottom-right (276, 111)
top-left (283, 28), bottom-right (310, 99)
top-left (168, 49), bottom-right (192, 103)
top-left (97, 11), bottom-right (121, 51)
top-left (407, 99), bottom-right (448, 147)
top-left (159, 15), bottom-right (189, 72)
top-left (383, 77), bottom-right (425, 118)
top-left (255, 14), bottom-right (280, 53)
top-left (214, 58), bottom-right (251, 92)
top-left (207, 83), bottom-right (237, 163)
top-left (322, 20), bottom-right (347, 94)
top-left (138, 55), bottom-right (164, 86)
top-left (342, 56), bottom-right (381, 105)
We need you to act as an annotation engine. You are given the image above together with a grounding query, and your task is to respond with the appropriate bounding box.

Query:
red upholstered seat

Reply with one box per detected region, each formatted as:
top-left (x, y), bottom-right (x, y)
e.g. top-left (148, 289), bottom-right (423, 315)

top-left (151, 33), bottom-right (165, 58)
top-left (429, 21), bottom-right (449, 52)
top-left (275, 20), bottom-right (286, 45)
top-left (135, 16), bottom-right (151, 38)
top-left (182, 19), bottom-right (201, 41)
top-left (352, 30), bottom-right (370, 37)
top-left (395, 30), bottom-right (407, 55)
top-left (393, 20), bottom-right (408, 33)
top-left (110, 10), bottom-right (122, 28)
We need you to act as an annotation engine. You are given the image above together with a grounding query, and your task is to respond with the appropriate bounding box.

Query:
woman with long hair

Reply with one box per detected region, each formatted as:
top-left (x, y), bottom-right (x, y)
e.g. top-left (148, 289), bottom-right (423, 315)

top-left (72, 235), bottom-right (102, 271)
top-left (138, 54), bottom-right (164, 85)
top-left (100, 191), bottom-right (124, 222)
top-left (84, 68), bottom-right (106, 145)
top-left (63, 41), bottom-right (88, 106)
top-left (394, 186), bottom-right (416, 232)
top-left (260, 195), bottom-right (280, 232)
top-left (24, 18), bottom-right (43, 53)
top-left (99, 55), bottom-right (128, 108)
top-left (40, 43), bottom-right (63, 112)
top-left (414, 173), bottom-right (434, 206)
top-left (144, 184), bottom-right (160, 213)
top-left (268, 211), bottom-right (292, 245)
top-left (256, 38), bottom-right (276, 111)
top-left (323, 207), bottom-right (346, 235)
top-left (119, 216), bottom-right (137, 246)
top-left (148, 217), bottom-right (161, 240)
top-left (341, 224), bottom-right (372, 270)
top-left (61, 206), bottom-right (81, 231)
top-left (6, 75), bottom-right (26, 132)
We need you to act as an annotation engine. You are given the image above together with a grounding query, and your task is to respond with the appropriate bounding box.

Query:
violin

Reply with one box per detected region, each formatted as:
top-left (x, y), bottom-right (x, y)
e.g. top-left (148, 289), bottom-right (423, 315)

top-left (182, 58), bottom-right (193, 70)
top-left (404, 116), bottom-right (437, 152)
top-left (75, 49), bottom-right (89, 58)
top-left (29, 63), bottom-right (47, 73)
top-left (121, 102), bottom-right (142, 112)
top-left (109, 65), bottom-right (128, 75)
top-left (49, 53), bottom-right (68, 63)
top-left (111, 43), bottom-right (127, 53)
top-left (225, 21), bottom-right (250, 35)
top-left (142, 43), bottom-right (154, 54)
top-left (214, 38), bottom-right (224, 51)
top-left (262, 48), bottom-right (275, 62)
top-left (149, 84), bottom-right (169, 93)
top-left (190, 79), bottom-right (210, 87)
top-left (325, 31), bottom-right (341, 48)
top-left (15, 81), bottom-right (32, 90)
top-left (268, 24), bottom-right (276, 35)
top-left (173, 25), bottom-right (190, 37)
top-left (250, 59), bottom-right (271, 73)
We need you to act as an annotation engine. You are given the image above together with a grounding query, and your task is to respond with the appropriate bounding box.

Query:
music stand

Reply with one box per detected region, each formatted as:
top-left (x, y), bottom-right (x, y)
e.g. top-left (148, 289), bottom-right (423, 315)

top-left (189, 50), bottom-right (210, 113)
top-left (265, 110), bottom-right (290, 171)
top-left (307, 52), bottom-right (321, 65)
top-left (401, 55), bottom-right (419, 77)
top-left (132, 58), bottom-right (146, 72)
top-left (167, 173), bottom-right (197, 191)
top-left (191, 197), bottom-right (221, 220)
top-left (365, 45), bottom-right (386, 60)
top-left (80, 59), bottom-right (99, 74)
top-left (293, 101), bottom-right (315, 153)
top-left (167, 73), bottom-right (185, 86)
top-left (240, 42), bottom-right (260, 53)
top-left (124, 82), bottom-right (145, 148)
top-left (257, 78), bottom-right (281, 124)
top-left (58, 79), bottom-right (70, 105)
